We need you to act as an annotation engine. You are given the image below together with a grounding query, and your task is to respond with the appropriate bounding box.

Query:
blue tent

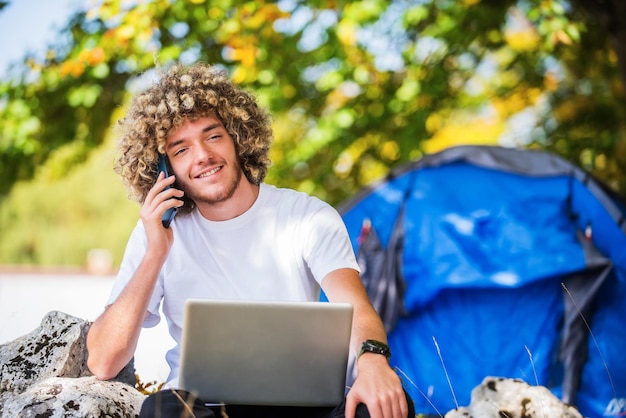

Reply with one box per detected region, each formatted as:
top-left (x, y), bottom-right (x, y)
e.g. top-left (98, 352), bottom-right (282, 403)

top-left (339, 145), bottom-right (626, 417)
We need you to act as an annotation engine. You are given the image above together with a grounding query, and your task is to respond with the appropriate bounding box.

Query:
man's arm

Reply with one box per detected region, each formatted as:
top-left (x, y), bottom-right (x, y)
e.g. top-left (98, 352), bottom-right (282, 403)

top-left (322, 268), bottom-right (409, 418)
top-left (86, 249), bottom-right (165, 380)
top-left (86, 173), bottom-right (182, 380)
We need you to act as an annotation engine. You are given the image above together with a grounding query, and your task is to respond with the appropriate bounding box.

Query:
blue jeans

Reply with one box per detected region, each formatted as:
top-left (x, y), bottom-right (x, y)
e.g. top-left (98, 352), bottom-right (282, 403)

top-left (139, 388), bottom-right (415, 418)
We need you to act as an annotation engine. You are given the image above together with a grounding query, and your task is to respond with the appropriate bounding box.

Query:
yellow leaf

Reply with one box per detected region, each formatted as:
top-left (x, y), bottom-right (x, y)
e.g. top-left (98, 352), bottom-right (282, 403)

top-left (425, 113), bottom-right (443, 133)
top-left (325, 88), bottom-right (349, 111)
top-left (553, 29), bottom-right (572, 46)
top-left (88, 47), bottom-right (106, 66)
top-left (504, 28), bottom-right (540, 52)
top-left (115, 24), bottom-right (136, 41)
top-left (337, 22), bottom-right (357, 46)
top-left (544, 72), bottom-right (559, 92)
top-left (229, 45), bottom-right (257, 67)
top-left (208, 7), bottom-right (223, 19)
top-left (59, 60), bottom-right (86, 78)
top-left (78, 48), bottom-right (105, 66)
top-left (422, 119), bottom-right (504, 154)
top-left (232, 67), bottom-right (247, 84)
top-left (553, 97), bottom-right (584, 123)
top-left (379, 141), bottom-right (400, 161)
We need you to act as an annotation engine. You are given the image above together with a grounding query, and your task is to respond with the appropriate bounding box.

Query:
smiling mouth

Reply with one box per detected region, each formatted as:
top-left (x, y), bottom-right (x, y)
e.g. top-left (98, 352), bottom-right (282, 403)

top-left (196, 166), bottom-right (222, 178)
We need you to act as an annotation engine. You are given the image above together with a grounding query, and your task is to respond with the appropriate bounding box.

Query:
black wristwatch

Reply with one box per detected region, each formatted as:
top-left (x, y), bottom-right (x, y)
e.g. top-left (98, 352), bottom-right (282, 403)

top-left (358, 339), bottom-right (391, 362)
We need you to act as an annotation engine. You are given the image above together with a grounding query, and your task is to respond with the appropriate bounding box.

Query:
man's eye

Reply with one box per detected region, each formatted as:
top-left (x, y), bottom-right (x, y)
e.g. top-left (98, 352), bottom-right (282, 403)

top-left (173, 148), bottom-right (187, 156)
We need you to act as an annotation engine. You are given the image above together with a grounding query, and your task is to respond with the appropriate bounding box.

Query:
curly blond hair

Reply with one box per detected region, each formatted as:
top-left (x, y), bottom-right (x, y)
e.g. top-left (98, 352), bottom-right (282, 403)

top-left (114, 63), bottom-right (273, 215)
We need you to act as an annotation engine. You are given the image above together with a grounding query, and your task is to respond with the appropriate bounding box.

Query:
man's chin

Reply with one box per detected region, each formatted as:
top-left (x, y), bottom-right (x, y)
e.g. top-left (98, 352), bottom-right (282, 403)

top-left (186, 171), bottom-right (241, 206)
top-left (190, 188), bottom-right (235, 206)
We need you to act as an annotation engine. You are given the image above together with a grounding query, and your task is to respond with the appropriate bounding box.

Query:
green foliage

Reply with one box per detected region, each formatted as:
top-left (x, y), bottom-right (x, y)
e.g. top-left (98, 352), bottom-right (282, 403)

top-left (0, 0), bottom-right (625, 266)
top-left (0, 136), bottom-right (138, 266)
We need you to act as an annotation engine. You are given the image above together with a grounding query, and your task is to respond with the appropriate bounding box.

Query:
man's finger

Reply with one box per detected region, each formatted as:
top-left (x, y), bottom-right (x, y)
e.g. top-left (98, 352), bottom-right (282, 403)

top-left (344, 394), bottom-right (358, 418)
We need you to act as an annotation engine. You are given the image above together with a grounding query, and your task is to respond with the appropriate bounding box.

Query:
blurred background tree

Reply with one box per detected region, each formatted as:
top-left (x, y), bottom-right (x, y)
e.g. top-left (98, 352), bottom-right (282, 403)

top-left (0, 0), bottom-right (624, 267)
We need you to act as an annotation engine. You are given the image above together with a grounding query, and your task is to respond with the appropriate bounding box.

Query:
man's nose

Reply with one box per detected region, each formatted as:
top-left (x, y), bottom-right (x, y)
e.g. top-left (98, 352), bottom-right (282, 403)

top-left (193, 143), bottom-right (214, 162)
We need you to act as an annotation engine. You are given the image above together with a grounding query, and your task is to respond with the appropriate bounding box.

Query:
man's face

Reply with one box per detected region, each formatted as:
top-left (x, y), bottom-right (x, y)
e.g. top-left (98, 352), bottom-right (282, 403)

top-left (165, 116), bottom-right (243, 207)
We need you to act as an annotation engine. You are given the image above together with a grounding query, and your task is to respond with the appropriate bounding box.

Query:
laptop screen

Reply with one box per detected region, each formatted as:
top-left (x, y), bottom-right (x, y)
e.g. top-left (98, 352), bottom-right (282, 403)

top-left (179, 299), bottom-right (353, 406)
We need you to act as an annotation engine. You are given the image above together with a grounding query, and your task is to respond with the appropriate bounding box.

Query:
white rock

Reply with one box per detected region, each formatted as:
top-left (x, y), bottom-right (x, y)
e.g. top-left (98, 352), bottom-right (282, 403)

top-left (0, 311), bottom-right (143, 417)
top-left (445, 376), bottom-right (583, 418)
top-left (2, 376), bottom-right (145, 417)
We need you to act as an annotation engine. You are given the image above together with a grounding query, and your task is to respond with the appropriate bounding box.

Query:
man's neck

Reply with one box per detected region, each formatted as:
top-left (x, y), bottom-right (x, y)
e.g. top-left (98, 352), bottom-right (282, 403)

top-left (196, 182), bottom-right (260, 222)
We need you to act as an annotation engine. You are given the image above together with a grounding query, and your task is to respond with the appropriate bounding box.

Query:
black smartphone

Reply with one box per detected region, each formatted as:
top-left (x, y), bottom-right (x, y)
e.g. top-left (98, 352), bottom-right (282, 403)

top-left (157, 154), bottom-right (178, 228)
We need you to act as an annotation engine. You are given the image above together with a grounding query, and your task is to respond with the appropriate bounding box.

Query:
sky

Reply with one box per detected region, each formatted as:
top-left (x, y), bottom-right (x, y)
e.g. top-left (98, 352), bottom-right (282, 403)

top-left (0, 0), bottom-right (89, 76)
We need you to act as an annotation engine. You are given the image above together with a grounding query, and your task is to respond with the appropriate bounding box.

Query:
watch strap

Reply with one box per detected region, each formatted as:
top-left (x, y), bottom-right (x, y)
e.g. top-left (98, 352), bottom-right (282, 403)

top-left (358, 339), bottom-right (391, 362)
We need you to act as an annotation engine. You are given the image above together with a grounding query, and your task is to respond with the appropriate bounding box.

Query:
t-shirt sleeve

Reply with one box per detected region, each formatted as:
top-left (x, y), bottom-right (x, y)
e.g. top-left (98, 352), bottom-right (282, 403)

top-left (106, 220), bottom-right (164, 328)
top-left (303, 201), bottom-right (360, 283)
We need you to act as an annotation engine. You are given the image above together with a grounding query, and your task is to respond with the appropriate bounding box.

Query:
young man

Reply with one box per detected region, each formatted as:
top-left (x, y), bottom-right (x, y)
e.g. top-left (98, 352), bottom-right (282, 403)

top-left (86, 63), bottom-right (414, 418)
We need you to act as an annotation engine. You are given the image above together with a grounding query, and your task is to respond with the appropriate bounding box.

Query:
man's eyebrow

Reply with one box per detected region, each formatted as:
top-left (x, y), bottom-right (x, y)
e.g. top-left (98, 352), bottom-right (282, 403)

top-left (166, 138), bottom-right (185, 151)
top-left (166, 123), bottom-right (223, 150)
top-left (202, 123), bottom-right (222, 133)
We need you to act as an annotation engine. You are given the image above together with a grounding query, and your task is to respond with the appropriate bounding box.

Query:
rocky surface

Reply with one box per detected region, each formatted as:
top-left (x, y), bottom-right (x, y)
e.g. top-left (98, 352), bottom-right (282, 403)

top-left (0, 311), bottom-right (144, 417)
top-left (2, 376), bottom-right (145, 417)
top-left (445, 376), bottom-right (583, 418)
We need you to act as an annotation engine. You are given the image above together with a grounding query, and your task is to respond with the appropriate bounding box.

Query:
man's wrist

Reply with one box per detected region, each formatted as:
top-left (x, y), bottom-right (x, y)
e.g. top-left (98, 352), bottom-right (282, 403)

top-left (357, 339), bottom-right (391, 362)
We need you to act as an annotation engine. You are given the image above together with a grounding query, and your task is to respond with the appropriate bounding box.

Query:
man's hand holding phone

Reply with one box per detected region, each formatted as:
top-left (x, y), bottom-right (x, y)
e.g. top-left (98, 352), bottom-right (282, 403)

top-left (140, 172), bottom-right (184, 255)
top-left (139, 157), bottom-right (184, 257)
top-left (157, 155), bottom-right (180, 228)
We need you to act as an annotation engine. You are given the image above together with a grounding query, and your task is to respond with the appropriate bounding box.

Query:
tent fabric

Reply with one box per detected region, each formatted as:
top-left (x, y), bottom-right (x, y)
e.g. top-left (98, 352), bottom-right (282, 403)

top-left (356, 208), bottom-right (407, 333)
top-left (355, 172), bottom-right (417, 333)
top-left (339, 145), bottom-right (626, 417)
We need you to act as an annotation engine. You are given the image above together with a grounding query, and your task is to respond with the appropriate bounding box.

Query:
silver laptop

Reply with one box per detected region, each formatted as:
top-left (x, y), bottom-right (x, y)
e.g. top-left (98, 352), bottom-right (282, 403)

top-left (179, 299), bottom-right (353, 406)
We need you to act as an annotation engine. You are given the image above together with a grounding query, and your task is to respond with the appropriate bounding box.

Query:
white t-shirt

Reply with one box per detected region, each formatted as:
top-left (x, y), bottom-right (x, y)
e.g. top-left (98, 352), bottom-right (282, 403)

top-left (107, 183), bottom-right (359, 386)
